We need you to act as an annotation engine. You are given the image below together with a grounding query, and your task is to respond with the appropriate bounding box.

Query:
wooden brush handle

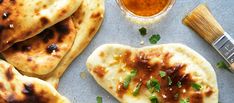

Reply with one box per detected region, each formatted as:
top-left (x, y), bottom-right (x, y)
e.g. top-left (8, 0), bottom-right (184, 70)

top-left (231, 63), bottom-right (234, 71)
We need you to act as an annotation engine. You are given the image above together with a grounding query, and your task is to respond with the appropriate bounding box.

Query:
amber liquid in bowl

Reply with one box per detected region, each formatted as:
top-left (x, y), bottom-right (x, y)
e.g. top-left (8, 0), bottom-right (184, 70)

top-left (117, 0), bottom-right (174, 24)
top-left (121, 0), bottom-right (170, 16)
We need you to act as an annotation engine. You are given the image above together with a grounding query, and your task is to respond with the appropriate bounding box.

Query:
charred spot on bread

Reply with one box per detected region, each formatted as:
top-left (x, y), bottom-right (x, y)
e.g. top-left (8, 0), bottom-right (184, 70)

top-left (190, 92), bottom-right (204, 103)
top-left (21, 45), bottom-right (32, 52)
top-left (39, 29), bottom-right (54, 43)
top-left (5, 67), bottom-right (14, 81)
top-left (2, 11), bottom-right (10, 19)
top-left (46, 43), bottom-right (58, 54)
top-left (0, 82), bottom-right (5, 91)
top-left (89, 27), bottom-right (96, 36)
top-left (22, 83), bottom-right (34, 96)
top-left (91, 12), bottom-right (101, 18)
top-left (55, 21), bottom-right (70, 34)
top-left (40, 17), bottom-right (49, 25)
top-left (10, 0), bottom-right (16, 4)
top-left (54, 21), bottom-right (70, 42)
top-left (5, 83), bottom-right (49, 102)
top-left (0, 0), bottom-right (3, 4)
top-left (27, 57), bottom-right (33, 62)
top-left (0, 24), bottom-right (4, 33)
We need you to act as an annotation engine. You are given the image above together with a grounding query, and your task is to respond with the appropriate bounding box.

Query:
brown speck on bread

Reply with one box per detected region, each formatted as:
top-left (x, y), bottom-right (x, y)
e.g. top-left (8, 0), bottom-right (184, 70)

top-left (40, 17), bottom-right (49, 25)
top-left (93, 66), bottom-right (106, 78)
top-left (5, 67), bottom-right (14, 81)
top-left (91, 12), bottom-right (101, 18)
top-left (88, 27), bottom-right (96, 37)
top-left (0, 82), bottom-right (6, 91)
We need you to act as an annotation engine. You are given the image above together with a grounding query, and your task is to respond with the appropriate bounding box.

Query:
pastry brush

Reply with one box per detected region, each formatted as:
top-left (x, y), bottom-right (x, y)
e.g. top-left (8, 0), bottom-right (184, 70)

top-left (183, 4), bottom-right (234, 70)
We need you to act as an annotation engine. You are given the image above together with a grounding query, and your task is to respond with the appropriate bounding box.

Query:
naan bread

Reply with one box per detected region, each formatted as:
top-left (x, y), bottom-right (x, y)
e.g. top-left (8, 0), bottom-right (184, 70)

top-left (2, 17), bottom-right (76, 75)
top-left (86, 44), bottom-right (218, 103)
top-left (44, 0), bottom-right (104, 87)
top-left (0, 60), bottom-right (69, 103)
top-left (0, 0), bottom-right (82, 51)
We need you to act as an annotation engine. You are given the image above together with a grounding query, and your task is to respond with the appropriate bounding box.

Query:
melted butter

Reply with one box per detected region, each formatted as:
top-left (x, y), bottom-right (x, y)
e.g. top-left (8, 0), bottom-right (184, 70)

top-left (121, 0), bottom-right (170, 16)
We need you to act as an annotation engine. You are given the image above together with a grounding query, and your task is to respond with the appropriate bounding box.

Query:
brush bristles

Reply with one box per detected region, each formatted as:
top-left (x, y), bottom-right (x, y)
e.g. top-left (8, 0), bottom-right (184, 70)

top-left (183, 4), bottom-right (224, 44)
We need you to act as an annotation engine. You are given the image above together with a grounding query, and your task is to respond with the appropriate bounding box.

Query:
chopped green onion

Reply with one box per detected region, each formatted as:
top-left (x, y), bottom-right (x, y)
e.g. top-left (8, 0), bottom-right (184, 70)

top-left (139, 27), bottom-right (147, 36)
top-left (96, 96), bottom-right (102, 103)
top-left (149, 95), bottom-right (159, 103)
top-left (180, 98), bottom-right (190, 103)
top-left (154, 82), bottom-right (160, 92)
top-left (192, 83), bottom-right (201, 91)
top-left (133, 82), bottom-right (142, 96)
top-left (130, 69), bottom-right (137, 77)
top-left (168, 76), bottom-right (172, 86)
top-left (123, 75), bottom-right (131, 88)
top-left (123, 70), bottom-right (137, 88)
top-left (159, 71), bottom-right (166, 77)
top-left (177, 81), bottom-right (182, 88)
top-left (216, 61), bottom-right (232, 73)
top-left (149, 34), bottom-right (161, 44)
top-left (146, 78), bottom-right (160, 92)
top-left (174, 93), bottom-right (179, 99)
top-left (147, 80), bottom-right (152, 89)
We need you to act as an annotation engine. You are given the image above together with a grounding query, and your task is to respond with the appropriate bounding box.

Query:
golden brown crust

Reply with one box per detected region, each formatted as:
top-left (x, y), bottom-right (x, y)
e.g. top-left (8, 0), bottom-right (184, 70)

top-left (0, 60), bottom-right (70, 103)
top-left (2, 17), bottom-right (77, 75)
top-left (1, 0), bottom-right (105, 88)
top-left (0, 0), bottom-right (82, 51)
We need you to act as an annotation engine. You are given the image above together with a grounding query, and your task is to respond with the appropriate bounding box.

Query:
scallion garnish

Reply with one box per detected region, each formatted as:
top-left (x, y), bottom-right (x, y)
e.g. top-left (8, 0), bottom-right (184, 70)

top-left (149, 95), bottom-right (159, 103)
top-left (174, 93), bottom-right (179, 99)
top-left (191, 83), bottom-right (201, 91)
top-left (159, 71), bottom-right (166, 77)
top-left (96, 96), bottom-right (102, 103)
top-left (177, 81), bottom-right (182, 88)
top-left (216, 61), bottom-right (232, 73)
top-left (180, 98), bottom-right (189, 103)
top-left (168, 76), bottom-right (172, 86)
top-left (149, 34), bottom-right (161, 44)
top-left (146, 78), bottom-right (160, 92)
top-left (133, 82), bottom-right (142, 96)
top-left (123, 69), bottom-right (137, 88)
top-left (139, 27), bottom-right (147, 36)
top-left (130, 69), bottom-right (137, 77)
top-left (123, 75), bottom-right (132, 88)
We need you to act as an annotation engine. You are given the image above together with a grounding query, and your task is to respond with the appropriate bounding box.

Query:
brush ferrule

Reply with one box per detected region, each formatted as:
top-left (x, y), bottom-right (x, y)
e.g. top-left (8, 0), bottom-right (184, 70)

top-left (212, 32), bottom-right (234, 65)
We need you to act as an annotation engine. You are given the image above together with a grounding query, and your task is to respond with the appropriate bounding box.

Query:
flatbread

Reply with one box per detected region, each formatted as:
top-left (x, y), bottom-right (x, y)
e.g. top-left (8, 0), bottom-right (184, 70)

top-left (0, 60), bottom-right (70, 103)
top-left (43, 0), bottom-right (105, 88)
top-left (0, 0), bottom-right (82, 51)
top-left (86, 44), bottom-right (218, 103)
top-left (2, 17), bottom-right (76, 75)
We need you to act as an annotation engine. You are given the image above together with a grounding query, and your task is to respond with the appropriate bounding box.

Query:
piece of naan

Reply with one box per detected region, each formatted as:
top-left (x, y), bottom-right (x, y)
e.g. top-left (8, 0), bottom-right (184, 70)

top-left (0, 60), bottom-right (69, 103)
top-left (43, 0), bottom-right (104, 88)
top-left (0, 0), bottom-right (82, 51)
top-left (2, 17), bottom-right (76, 75)
top-left (86, 44), bottom-right (218, 103)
